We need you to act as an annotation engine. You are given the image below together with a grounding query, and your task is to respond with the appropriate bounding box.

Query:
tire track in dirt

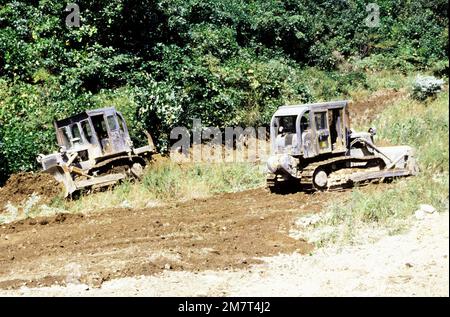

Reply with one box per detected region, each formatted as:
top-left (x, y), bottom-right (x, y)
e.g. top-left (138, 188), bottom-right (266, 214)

top-left (0, 188), bottom-right (345, 289)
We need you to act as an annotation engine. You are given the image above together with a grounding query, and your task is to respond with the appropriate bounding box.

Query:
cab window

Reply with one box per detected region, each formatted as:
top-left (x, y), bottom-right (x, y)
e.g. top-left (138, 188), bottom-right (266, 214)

top-left (81, 120), bottom-right (94, 143)
top-left (70, 124), bottom-right (83, 145)
top-left (300, 111), bottom-right (310, 132)
top-left (277, 116), bottom-right (297, 134)
top-left (107, 115), bottom-right (118, 131)
top-left (71, 124), bottom-right (81, 140)
top-left (59, 127), bottom-right (71, 148)
top-left (314, 112), bottom-right (328, 130)
top-left (118, 115), bottom-right (126, 133)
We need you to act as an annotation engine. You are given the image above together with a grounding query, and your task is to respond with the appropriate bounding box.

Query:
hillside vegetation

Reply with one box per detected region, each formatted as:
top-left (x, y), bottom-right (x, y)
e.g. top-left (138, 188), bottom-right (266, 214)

top-left (0, 0), bottom-right (448, 183)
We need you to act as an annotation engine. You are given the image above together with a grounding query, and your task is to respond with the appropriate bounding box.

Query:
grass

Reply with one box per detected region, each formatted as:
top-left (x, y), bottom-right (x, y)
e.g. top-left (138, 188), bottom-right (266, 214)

top-left (60, 160), bottom-right (265, 213)
top-left (309, 91), bottom-right (449, 246)
top-left (301, 67), bottom-right (416, 103)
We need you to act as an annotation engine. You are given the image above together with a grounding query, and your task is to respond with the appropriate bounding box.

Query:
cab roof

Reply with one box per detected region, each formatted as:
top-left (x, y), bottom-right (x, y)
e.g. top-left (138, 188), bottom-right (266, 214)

top-left (274, 100), bottom-right (349, 117)
top-left (55, 107), bottom-right (117, 128)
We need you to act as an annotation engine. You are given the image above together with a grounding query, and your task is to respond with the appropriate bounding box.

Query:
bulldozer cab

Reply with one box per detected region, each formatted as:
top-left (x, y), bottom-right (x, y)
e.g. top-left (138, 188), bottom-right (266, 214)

top-left (38, 106), bottom-right (155, 198)
top-left (54, 107), bottom-right (132, 163)
top-left (270, 101), bottom-right (349, 158)
top-left (267, 100), bottom-right (418, 192)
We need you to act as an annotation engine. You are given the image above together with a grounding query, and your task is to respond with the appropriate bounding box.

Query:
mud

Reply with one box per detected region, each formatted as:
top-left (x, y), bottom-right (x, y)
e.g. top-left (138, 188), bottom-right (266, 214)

top-left (0, 188), bottom-right (344, 289)
top-left (0, 172), bottom-right (62, 213)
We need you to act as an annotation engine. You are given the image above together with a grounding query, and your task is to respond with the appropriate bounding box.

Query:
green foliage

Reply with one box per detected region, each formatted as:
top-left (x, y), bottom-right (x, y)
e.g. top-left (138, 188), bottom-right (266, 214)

top-left (431, 60), bottom-right (449, 78)
top-left (376, 93), bottom-right (449, 171)
top-left (142, 162), bottom-right (183, 199)
top-left (0, 0), bottom-right (448, 181)
top-left (411, 75), bottom-right (445, 101)
top-left (300, 67), bottom-right (368, 100)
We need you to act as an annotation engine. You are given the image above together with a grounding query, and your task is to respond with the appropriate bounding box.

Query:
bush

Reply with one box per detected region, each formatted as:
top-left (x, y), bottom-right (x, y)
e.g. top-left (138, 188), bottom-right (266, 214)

top-left (0, 0), bottom-right (448, 180)
top-left (411, 75), bottom-right (445, 101)
top-left (431, 60), bottom-right (449, 78)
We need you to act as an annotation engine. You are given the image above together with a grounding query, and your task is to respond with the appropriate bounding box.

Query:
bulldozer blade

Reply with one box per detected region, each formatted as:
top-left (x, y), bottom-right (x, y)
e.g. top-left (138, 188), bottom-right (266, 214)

top-left (43, 165), bottom-right (77, 198)
top-left (349, 168), bottom-right (412, 183)
top-left (74, 173), bottom-right (126, 191)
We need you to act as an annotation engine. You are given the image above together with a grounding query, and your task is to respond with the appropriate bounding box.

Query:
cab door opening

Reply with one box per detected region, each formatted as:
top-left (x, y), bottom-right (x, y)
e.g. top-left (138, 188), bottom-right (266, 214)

top-left (91, 115), bottom-right (110, 154)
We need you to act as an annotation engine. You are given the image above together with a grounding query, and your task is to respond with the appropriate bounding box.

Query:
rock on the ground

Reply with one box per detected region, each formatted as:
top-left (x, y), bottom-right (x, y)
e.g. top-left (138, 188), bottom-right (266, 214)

top-left (420, 204), bottom-right (436, 214)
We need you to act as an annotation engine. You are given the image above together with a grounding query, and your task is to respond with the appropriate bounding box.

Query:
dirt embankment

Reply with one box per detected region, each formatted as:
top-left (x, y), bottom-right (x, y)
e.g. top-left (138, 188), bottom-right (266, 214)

top-left (348, 88), bottom-right (407, 127)
top-left (0, 188), bottom-right (344, 289)
top-left (0, 172), bottom-right (62, 213)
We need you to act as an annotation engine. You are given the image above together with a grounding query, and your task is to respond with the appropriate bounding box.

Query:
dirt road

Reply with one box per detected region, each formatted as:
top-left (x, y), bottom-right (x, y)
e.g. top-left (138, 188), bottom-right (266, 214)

top-left (0, 188), bottom-right (344, 290)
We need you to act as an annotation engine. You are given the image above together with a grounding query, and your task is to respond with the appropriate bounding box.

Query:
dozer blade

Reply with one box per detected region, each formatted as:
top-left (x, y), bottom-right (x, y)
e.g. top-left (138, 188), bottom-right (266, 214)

top-left (43, 165), bottom-right (77, 198)
top-left (74, 173), bottom-right (126, 191)
top-left (349, 168), bottom-right (412, 183)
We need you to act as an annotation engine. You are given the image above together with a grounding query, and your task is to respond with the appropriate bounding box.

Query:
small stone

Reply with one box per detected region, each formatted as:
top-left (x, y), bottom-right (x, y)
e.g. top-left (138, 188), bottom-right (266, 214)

top-left (164, 263), bottom-right (172, 270)
top-left (415, 209), bottom-right (425, 220)
top-left (4, 235), bottom-right (9, 240)
top-left (405, 263), bottom-right (413, 268)
top-left (296, 214), bottom-right (321, 228)
top-left (120, 200), bottom-right (132, 209)
top-left (260, 216), bottom-right (265, 220)
top-left (420, 204), bottom-right (436, 214)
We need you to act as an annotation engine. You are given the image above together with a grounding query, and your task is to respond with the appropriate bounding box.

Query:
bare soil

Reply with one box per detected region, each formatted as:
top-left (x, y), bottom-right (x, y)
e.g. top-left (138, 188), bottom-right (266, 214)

top-left (0, 188), bottom-right (344, 290)
top-left (0, 211), bottom-right (449, 297)
top-left (1, 201), bottom-right (447, 297)
top-left (0, 172), bottom-right (62, 213)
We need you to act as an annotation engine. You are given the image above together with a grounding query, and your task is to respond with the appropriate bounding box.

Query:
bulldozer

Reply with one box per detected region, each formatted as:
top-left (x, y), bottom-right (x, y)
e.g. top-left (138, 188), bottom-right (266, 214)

top-left (37, 107), bottom-right (156, 197)
top-left (266, 100), bottom-right (419, 192)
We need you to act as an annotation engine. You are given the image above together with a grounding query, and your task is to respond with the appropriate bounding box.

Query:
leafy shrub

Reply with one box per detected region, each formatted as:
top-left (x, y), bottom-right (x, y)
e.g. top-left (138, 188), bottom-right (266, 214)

top-left (0, 0), bottom-right (448, 181)
top-left (411, 75), bottom-right (445, 101)
top-left (431, 60), bottom-right (449, 78)
top-left (66, 160), bottom-right (265, 212)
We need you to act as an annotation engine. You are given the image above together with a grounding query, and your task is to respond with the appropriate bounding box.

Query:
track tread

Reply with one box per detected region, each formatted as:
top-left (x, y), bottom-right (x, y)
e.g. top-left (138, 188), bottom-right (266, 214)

top-left (300, 155), bottom-right (381, 189)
